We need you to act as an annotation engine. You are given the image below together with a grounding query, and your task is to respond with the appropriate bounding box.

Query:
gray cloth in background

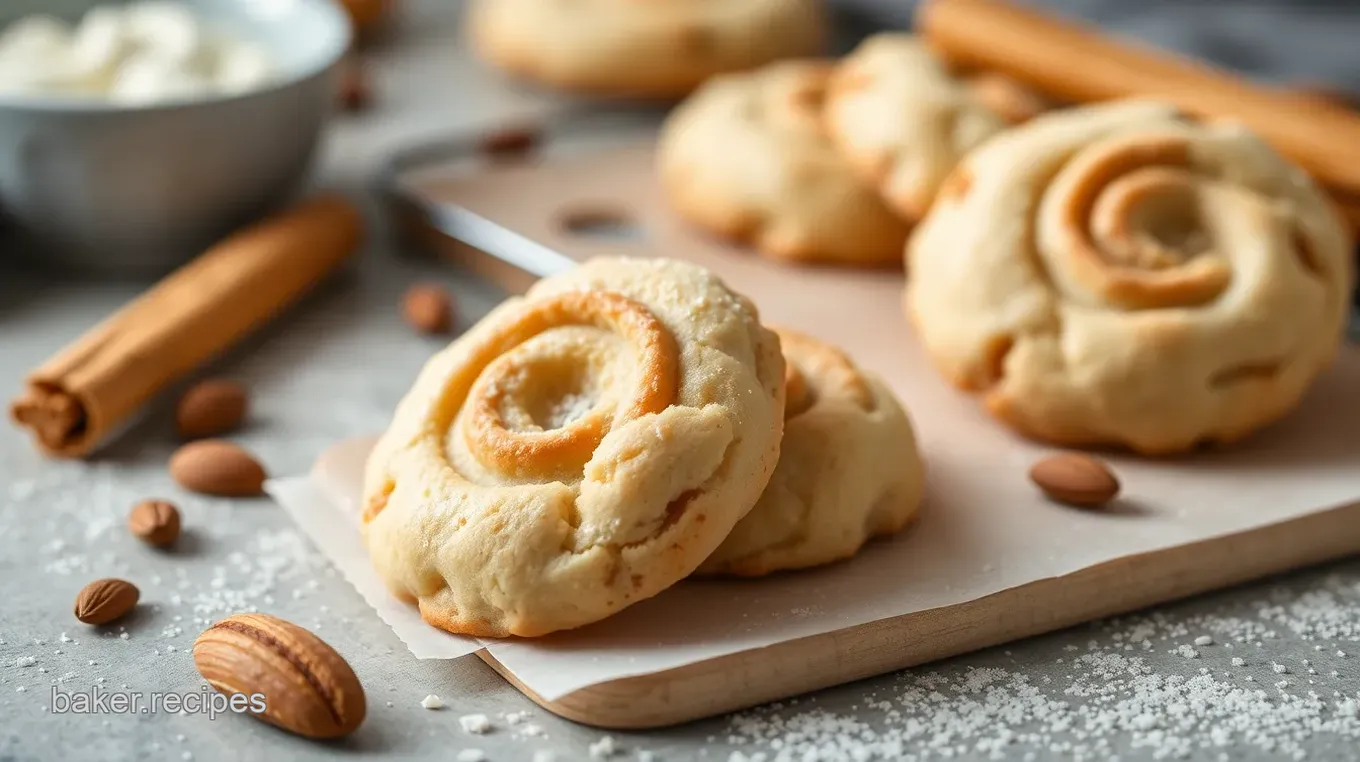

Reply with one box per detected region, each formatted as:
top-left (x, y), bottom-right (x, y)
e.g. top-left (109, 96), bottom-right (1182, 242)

top-left (830, 0), bottom-right (1360, 92)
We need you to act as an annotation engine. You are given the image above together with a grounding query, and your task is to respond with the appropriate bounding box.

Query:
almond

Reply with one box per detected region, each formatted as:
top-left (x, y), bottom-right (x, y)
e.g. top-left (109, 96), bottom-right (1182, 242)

top-left (402, 283), bottom-right (454, 335)
top-left (170, 440), bottom-right (266, 497)
top-left (478, 125), bottom-right (540, 159)
top-left (128, 499), bottom-right (181, 547)
top-left (194, 613), bottom-right (366, 738)
top-left (1029, 452), bottom-right (1120, 508)
top-left (338, 59), bottom-right (371, 112)
top-left (176, 379), bottom-right (248, 439)
top-left (74, 578), bottom-right (140, 625)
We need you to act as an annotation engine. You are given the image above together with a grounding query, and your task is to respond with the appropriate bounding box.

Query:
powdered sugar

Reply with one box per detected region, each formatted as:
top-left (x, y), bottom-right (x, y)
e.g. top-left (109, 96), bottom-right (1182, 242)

top-left (460, 713), bottom-right (492, 734)
top-left (589, 736), bottom-right (620, 758)
top-left (723, 570), bottom-right (1360, 761)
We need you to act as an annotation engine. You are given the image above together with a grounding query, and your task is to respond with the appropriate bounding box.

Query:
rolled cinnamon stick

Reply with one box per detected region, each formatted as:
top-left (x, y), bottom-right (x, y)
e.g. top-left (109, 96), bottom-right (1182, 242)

top-left (917, 0), bottom-right (1360, 200)
top-left (11, 195), bottom-right (364, 458)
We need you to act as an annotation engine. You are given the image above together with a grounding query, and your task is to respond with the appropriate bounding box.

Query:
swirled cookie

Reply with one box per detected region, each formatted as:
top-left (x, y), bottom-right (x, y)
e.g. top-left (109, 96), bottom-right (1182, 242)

top-left (466, 0), bottom-right (824, 99)
top-left (362, 258), bottom-right (785, 637)
top-left (658, 61), bottom-right (911, 266)
top-left (824, 34), bottom-right (1045, 221)
top-left (907, 101), bottom-right (1354, 454)
top-left (699, 329), bottom-right (925, 576)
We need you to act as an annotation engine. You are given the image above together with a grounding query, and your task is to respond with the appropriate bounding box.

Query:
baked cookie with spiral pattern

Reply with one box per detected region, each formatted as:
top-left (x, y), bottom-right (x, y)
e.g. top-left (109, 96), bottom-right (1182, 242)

top-left (824, 34), bottom-right (1050, 223)
top-left (466, 0), bottom-right (825, 99)
top-left (362, 257), bottom-right (786, 637)
top-left (906, 100), bottom-right (1354, 455)
top-left (658, 60), bottom-right (911, 266)
top-left (699, 328), bottom-right (925, 577)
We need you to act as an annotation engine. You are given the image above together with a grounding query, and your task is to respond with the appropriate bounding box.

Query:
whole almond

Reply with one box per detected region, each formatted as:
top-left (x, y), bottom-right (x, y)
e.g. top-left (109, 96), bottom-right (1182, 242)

top-left (74, 579), bottom-right (140, 625)
top-left (338, 59), bottom-right (371, 112)
top-left (194, 613), bottom-right (366, 739)
top-left (170, 440), bottom-right (266, 497)
top-left (478, 125), bottom-right (540, 159)
top-left (402, 283), bottom-right (454, 335)
top-left (176, 379), bottom-right (249, 439)
top-left (128, 499), bottom-right (181, 547)
top-left (1029, 453), bottom-right (1120, 508)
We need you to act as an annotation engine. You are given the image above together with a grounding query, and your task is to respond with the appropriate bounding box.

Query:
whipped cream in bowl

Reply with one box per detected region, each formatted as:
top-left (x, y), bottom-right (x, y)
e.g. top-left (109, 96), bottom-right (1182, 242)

top-left (0, 0), bottom-right (350, 274)
top-left (0, 2), bottom-right (282, 106)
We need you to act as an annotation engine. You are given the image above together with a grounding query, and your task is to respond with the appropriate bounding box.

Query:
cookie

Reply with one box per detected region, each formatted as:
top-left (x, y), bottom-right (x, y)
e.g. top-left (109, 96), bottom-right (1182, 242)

top-left (362, 257), bottom-right (785, 637)
top-left (963, 72), bottom-right (1055, 127)
top-left (466, 0), bottom-right (825, 99)
top-left (824, 34), bottom-right (1028, 221)
top-left (658, 60), bottom-right (911, 266)
top-left (906, 100), bottom-right (1354, 454)
top-left (699, 329), bottom-right (925, 576)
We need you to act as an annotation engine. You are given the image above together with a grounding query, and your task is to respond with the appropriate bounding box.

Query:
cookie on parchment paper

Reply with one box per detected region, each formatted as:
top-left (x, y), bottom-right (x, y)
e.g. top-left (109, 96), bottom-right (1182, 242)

top-left (700, 328), bottom-right (925, 576)
top-left (824, 34), bottom-right (1048, 223)
top-left (658, 60), bottom-right (910, 267)
top-left (362, 257), bottom-right (787, 637)
top-left (906, 101), bottom-right (1353, 454)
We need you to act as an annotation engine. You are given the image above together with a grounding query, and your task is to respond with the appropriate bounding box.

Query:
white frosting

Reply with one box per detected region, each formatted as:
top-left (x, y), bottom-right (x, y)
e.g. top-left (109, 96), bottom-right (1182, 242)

top-left (0, 2), bottom-right (277, 103)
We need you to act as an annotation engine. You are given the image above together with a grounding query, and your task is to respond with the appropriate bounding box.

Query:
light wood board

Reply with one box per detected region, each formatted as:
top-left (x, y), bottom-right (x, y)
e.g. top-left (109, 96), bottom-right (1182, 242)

top-left (395, 140), bottom-right (1360, 730)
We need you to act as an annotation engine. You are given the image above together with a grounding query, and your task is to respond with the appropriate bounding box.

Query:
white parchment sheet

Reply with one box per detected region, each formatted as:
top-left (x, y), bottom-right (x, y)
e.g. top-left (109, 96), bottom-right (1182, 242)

top-left (269, 334), bottom-right (1360, 702)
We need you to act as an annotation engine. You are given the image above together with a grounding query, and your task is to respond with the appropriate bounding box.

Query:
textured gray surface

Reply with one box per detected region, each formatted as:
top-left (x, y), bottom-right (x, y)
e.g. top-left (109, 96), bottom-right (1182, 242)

top-left (3, 2), bottom-right (1360, 761)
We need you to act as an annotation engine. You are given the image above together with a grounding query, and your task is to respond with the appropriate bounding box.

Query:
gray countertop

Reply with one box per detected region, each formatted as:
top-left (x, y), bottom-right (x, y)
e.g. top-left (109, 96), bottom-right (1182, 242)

top-left (4, 3), bottom-right (1360, 761)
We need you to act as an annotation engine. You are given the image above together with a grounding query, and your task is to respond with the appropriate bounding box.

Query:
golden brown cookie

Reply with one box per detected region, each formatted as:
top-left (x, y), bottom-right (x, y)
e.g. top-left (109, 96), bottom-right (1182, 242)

top-left (699, 329), bottom-right (925, 576)
top-left (362, 258), bottom-right (785, 637)
top-left (906, 101), bottom-right (1355, 454)
top-left (658, 60), bottom-right (911, 266)
top-left (466, 0), bottom-right (825, 99)
top-left (823, 34), bottom-right (1020, 222)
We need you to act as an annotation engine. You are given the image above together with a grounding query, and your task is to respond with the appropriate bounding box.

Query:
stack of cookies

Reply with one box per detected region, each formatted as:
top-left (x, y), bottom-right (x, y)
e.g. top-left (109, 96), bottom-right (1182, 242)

top-left (361, 258), bottom-right (927, 637)
top-left (656, 33), bottom-right (1052, 267)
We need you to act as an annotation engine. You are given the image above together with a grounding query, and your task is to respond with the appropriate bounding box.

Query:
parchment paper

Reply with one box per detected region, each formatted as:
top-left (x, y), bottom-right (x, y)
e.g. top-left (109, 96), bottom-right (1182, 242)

top-left (269, 338), bottom-right (1360, 701)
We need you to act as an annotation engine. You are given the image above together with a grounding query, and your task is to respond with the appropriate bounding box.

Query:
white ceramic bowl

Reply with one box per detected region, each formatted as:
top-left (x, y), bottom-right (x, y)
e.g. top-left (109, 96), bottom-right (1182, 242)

top-left (0, 0), bottom-right (351, 275)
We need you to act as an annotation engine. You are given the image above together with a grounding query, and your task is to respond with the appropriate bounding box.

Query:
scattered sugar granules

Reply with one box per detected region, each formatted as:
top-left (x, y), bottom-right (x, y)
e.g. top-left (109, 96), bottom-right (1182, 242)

top-left (420, 695), bottom-right (443, 710)
top-left (459, 714), bottom-right (491, 734)
top-left (721, 571), bottom-right (1360, 762)
top-left (455, 750), bottom-right (486, 762)
top-left (589, 735), bottom-right (619, 758)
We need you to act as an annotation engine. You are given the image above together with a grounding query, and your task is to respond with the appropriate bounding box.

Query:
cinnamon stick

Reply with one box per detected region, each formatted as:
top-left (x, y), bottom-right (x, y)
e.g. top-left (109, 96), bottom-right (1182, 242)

top-left (11, 195), bottom-right (364, 458)
top-left (917, 0), bottom-right (1360, 200)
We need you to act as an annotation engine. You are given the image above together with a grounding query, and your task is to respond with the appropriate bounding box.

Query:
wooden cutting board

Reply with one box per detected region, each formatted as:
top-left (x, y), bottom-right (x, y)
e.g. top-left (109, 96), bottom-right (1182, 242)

top-left (384, 131), bottom-right (1360, 730)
